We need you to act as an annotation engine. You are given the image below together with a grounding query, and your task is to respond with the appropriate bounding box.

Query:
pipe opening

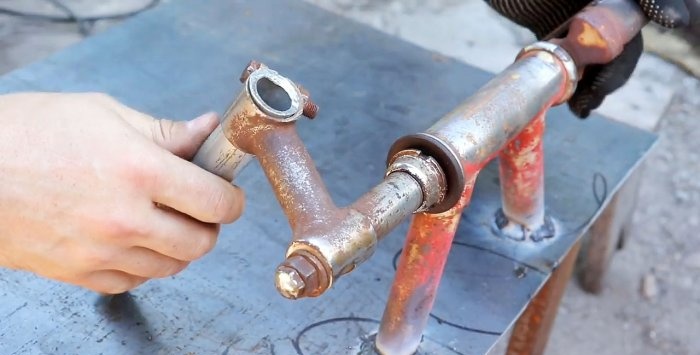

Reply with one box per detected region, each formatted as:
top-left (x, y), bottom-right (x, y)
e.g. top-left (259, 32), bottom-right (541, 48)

top-left (256, 77), bottom-right (292, 112)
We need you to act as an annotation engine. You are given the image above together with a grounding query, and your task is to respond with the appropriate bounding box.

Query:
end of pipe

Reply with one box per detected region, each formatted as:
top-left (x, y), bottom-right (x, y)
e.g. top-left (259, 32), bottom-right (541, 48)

top-left (517, 42), bottom-right (578, 105)
top-left (387, 133), bottom-right (465, 214)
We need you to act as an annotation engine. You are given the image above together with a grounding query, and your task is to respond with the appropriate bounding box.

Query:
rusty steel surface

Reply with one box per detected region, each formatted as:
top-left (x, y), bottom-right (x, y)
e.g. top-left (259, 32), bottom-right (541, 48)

top-left (375, 178), bottom-right (476, 355)
top-left (506, 242), bottom-right (583, 355)
top-left (495, 113), bottom-right (555, 242)
top-left (552, 0), bottom-right (648, 68)
top-left (372, 1), bottom-right (650, 348)
top-left (577, 169), bottom-right (644, 294)
top-left (191, 62), bottom-right (439, 300)
top-left (388, 49), bottom-right (568, 214)
top-left (0, 0), bottom-right (657, 354)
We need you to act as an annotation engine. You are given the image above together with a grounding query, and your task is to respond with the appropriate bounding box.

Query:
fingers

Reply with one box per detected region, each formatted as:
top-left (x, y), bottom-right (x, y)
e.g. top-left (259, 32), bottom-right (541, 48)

top-left (148, 113), bottom-right (220, 160)
top-left (150, 152), bottom-right (245, 224)
top-left (94, 93), bottom-right (220, 159)
top-left (107, 98), bottom-right (220, 159)
top-left (134, 206), bottom-right (221, 261)
top-left (106, 246), bottom-right (190, 278)
top-left (78, 270), bottom-right (148, 295)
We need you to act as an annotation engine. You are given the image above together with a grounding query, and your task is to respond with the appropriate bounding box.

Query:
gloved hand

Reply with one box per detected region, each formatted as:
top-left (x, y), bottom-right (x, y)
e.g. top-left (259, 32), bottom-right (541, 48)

top-left (486, 0), bottom-right (700, 118)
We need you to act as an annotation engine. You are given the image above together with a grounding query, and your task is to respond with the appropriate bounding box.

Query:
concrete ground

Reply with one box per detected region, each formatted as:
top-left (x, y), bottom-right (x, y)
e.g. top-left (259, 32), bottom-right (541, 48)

top-left (0, 1), bottom-right (698, 354)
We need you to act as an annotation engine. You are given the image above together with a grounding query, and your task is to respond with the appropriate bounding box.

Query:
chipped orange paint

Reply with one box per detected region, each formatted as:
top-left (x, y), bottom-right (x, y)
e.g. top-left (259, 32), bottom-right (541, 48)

top-left (376, 176), bottom-right (477, 355)
top-left (499, 112), bottom-right (546, 226)
top-left (576, 22), bottom-right (607, 48)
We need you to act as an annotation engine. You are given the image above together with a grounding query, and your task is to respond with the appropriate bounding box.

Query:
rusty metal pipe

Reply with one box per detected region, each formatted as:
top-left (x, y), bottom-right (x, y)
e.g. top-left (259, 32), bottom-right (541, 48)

top-left (194, 0), bottom-right (645, 302)
top-left (375, 178), bottom-right (477, 355)
top-left (495, 112), bottom-right (555, 241)
top-left (190, 61), bottom-right (446, 300)
top-left (551, 0), bottom-right (648, 68)
top-left (388, 45), bottom-right (575, 214)
top-left (352, 172), bottom-right (423, 238)
top-left (251, 125), bottom-right (336, 230)
top-left (276, 151), bottom-right (445, 299)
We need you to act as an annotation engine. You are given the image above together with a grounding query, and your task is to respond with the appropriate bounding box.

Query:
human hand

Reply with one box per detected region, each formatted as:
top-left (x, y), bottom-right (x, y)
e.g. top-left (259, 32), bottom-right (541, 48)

top-left (486, 0), bottom-right (699, 118)
top-left (0, 93), bottom-right (245, 294)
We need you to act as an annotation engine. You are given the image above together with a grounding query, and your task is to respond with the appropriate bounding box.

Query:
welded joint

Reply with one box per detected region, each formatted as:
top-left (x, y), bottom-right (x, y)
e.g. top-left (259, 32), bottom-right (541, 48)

top-left (516, 42), bottom-right (578, 104)
top-left (386, 149), bottom-right (447, 213)
top-left (493, 209), bottom-right (557, 242)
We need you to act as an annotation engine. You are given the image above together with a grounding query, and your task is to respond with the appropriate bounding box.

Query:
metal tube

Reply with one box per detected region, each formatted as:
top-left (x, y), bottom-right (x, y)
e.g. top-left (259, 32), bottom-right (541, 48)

top-left (352, 172), bottom-right (423, 238)
top-left (496, 112), bottom-right (554, 241)
top-left (388, 51), bottom-right (569, 212)
top-left (375, 178), bottom-right (476, 355)
top-left (191, 124), bottom-right (252, 182)
top-left (506, 241), bottom-right (582, 355)
top-left (426, 56), bottom-right (562, 165)
top-left (275, 159), bottom-right (439, 299)
top-left (253, 125), bottom-right (337, 231)
top-left (499, 113), bottom-right (545, 227)
top-left (554, 0), bottom-right (648, 67)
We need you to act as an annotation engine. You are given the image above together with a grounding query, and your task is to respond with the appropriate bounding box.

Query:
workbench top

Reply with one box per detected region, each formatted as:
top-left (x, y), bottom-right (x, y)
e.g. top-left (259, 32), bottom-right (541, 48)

top-left (0, 0), bottom-right (655, 354)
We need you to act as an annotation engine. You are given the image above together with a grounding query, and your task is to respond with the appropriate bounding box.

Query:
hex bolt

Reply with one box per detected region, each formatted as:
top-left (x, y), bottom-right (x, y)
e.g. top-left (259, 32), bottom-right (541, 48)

top-left (275, 265), bottom-right (306, 299)
top-left (296, 84), bottom-right (319, 119)
top-left (275, 251), bottom-right (328, 299)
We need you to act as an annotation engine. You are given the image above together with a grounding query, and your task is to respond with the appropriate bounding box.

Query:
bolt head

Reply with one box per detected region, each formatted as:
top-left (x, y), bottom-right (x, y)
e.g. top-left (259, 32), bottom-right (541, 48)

top-left (275, 266), bottom-right (306, 300)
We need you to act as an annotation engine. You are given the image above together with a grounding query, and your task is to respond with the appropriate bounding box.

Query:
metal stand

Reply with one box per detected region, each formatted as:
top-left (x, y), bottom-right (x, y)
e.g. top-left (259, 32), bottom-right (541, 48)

top-left (506, 242), bottom-right (582, 355)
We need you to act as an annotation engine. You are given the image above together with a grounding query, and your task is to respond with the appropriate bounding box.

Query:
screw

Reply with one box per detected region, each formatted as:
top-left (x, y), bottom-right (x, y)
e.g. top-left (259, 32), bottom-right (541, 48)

top-left (239, 60), bottom-right (263, 83)
top-left (296, 84), bottom-right (319, 119)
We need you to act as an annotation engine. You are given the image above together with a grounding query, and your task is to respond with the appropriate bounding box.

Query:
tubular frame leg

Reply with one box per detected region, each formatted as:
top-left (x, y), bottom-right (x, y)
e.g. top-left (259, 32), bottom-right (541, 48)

top-left (375, 180), bottom-right (476, 355)
top-left (506, 241), bottom-right (582, 355)
top-left (577, 168), bottom-right (643, 293)
top-left (499, 112), bottom-right (546, 228)
top-left (496, 112), bottom-right (554, 241)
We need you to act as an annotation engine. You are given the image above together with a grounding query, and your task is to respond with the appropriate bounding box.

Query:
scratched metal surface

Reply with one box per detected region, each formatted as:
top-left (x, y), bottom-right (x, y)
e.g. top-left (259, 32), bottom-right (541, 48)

top-left (0, 0), bottom-right (656, 354)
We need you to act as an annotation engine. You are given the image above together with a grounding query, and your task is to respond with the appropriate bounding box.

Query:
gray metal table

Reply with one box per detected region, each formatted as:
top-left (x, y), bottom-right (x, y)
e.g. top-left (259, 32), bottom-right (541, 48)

top-left (0, 0), bottom-right (655, 354)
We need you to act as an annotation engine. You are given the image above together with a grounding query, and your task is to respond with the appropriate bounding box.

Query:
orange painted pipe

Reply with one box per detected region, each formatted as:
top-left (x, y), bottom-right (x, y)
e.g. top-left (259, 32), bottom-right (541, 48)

top-left (375, 178), bottom-right (477, 355)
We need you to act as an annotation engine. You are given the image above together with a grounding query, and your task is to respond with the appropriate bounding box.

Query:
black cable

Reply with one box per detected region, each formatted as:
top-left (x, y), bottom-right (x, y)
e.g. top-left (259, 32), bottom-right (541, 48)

top-left (0, 0), bottom-right (160, 35)
top-left (43, 0), bottom-right (90, 35)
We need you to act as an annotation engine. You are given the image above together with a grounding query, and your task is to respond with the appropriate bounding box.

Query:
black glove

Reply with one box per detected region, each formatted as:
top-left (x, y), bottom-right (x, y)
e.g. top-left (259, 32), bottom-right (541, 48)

top-left (486, 0), bottom-right (699, 118)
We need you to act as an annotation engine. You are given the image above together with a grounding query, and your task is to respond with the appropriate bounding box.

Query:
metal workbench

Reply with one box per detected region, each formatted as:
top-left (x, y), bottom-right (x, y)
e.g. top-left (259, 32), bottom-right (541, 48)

top-left (0, 0), bottom-right (656, 354)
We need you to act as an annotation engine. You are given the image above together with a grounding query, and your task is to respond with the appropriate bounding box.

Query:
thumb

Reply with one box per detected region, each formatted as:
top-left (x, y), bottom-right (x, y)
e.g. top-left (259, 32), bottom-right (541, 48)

top-left (148, 112), bottom-right (220, 160)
